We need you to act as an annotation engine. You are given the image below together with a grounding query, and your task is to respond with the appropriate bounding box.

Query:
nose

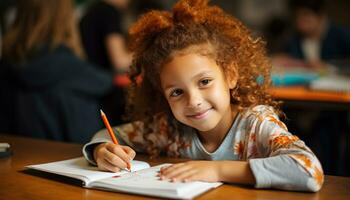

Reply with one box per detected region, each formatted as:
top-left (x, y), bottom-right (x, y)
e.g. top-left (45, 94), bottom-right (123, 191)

top-left (186, 89), bottom-right (202, 108)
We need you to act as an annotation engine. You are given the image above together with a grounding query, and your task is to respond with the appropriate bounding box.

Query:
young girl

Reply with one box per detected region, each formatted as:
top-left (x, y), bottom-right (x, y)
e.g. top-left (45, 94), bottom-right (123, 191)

top-left (83, 0), bottom-right (323, 191)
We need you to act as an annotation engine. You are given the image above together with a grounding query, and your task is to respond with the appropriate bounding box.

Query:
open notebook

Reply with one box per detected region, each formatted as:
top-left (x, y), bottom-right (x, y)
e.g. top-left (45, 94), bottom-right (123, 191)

top-left (26, 157), bottom-right (222, 199)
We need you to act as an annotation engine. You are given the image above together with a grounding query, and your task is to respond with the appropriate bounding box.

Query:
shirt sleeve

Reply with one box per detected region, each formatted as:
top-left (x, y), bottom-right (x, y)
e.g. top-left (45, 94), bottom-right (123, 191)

top-left (241, 106), bottom-right (324, 192)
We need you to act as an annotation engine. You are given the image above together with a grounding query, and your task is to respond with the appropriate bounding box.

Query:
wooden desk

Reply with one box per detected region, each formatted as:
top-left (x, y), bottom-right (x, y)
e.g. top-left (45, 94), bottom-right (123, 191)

top-left (1, 134), bottom-right (349, 200)
top-left (269, 86), bottom-right (350, 103)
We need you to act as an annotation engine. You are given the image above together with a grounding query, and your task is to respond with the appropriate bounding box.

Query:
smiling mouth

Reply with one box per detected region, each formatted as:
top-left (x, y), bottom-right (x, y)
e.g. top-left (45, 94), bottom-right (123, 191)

top-left (187, 108), bottom-right (212, 119)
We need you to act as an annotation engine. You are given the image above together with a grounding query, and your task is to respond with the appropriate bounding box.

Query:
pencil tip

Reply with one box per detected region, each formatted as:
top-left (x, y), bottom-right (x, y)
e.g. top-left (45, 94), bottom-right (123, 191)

top-left (100, 109), bottom-right (104, 115)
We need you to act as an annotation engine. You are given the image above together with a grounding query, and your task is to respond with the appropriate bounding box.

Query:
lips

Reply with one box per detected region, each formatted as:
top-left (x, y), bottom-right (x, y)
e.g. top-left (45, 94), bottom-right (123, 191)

top-left (187, 108), bottom-right (212, 119)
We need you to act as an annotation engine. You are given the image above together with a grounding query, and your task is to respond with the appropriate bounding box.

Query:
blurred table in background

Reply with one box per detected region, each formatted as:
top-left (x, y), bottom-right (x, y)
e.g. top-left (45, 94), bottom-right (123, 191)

top-left (269, 86), bottom-right (350, 105)
top-left (269, 86), bottom-right (350, 177)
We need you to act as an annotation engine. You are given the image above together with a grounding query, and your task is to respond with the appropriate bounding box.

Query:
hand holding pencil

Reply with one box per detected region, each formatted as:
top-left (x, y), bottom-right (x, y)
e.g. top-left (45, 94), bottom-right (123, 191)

top-left (93, 110), bottom-right (136, 172)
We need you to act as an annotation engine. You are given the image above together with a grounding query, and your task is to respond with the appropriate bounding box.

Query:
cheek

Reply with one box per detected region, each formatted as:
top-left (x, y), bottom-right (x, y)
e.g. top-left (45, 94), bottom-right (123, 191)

top-left (210, 84), bottom-right (231, 104)
top-left (167, 100), bottom-right (184, 119)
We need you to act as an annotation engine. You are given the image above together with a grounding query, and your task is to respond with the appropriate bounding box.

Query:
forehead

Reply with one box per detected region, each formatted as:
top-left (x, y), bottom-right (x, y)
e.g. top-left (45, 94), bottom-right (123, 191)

top-left (160, 43), bottom-right (217, 76)
top-left (160, 53), bottom-right (223, 86)
top-left (296, 8), bottom-right (320, 17)
top-left (169, 43), bottom-right (216, 59)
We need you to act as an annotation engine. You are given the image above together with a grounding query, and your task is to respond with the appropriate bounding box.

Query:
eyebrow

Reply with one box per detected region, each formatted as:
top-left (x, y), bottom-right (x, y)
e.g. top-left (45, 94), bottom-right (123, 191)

top-left (192, 70), bottom-right (213, 80)
top-left (163, 70), bottom-right (213, 91)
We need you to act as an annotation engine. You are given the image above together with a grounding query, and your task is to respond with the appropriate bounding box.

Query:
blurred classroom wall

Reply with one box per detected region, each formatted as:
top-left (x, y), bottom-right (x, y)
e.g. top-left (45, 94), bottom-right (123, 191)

top-left (1, 0), bottom-right (349, 53)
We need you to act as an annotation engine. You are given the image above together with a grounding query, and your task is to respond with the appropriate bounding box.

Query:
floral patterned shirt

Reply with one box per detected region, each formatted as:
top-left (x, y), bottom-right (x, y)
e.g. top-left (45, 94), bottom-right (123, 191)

top-left (83, 105), bottom-right (323, 192)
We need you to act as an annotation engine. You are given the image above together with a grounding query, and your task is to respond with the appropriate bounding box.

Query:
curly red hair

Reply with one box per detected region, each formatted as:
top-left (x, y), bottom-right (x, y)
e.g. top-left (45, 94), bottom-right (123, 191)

top-left (125, 0), bottom-right (279, 157)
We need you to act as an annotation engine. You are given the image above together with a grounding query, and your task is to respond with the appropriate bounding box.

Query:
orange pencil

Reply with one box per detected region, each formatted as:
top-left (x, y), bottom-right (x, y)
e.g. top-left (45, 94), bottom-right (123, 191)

top-left (100, 109), bottom-right (131, 171)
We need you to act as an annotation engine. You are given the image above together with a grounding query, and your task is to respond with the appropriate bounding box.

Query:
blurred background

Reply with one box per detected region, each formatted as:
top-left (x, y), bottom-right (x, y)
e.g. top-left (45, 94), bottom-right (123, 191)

top-left (0, 0), bottom-right (349, 177)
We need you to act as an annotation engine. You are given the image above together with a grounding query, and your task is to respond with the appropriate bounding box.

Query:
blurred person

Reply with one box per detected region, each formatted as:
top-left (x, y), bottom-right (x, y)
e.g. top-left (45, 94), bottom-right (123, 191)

top-left (263, 16), bottom-right (290, 56)
top-left (80, 0), bottom-right (132, 73)
top-left (80, 0), bottom-right (133, 125)
top-left (277, 0), bottom-right (350, 68)
top-left (0, 0), bottom-right (114, 143)
top-left (0, 0), bottom-right (16, 58)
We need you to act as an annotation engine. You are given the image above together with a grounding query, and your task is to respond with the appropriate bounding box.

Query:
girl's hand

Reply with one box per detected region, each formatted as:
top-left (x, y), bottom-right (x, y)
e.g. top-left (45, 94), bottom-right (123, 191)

top-left (93, 142), bottom-right (136, 172)
top-left (158, 161), bottom-right (221, 182)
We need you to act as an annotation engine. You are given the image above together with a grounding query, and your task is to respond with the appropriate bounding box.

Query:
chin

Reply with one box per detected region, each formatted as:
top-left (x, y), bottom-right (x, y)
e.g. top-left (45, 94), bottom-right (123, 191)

top-left (180, 120), bottom-right (213, 132)
top-left (192, 123), bottom-right (217, 132)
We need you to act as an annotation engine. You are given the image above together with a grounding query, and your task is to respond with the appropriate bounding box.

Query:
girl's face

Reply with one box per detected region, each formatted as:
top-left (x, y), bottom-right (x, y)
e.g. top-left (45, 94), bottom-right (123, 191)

top-left (160, 53), bottom-right (236, 133)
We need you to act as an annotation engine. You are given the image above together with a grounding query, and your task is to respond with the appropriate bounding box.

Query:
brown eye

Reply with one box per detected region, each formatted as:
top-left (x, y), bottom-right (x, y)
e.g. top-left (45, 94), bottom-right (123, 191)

top-left (199, 79), bottom-right (212, 86)
top-left (170, 89), bottom-right (183, 97)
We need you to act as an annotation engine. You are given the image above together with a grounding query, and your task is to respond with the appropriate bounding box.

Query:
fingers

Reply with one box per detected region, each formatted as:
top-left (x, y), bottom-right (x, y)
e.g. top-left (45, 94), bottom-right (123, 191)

top-left (170, 170), bottom-right (197, 182)
top-left (122, 146), bottom-right (136, 160)
top-left (97, 158), bottom-right (121, 172)
top-left (160, 163), bottom-right (185, 175)
top-left (94, 142), bottom-right (136, 172)
top-left (105, 143), bottom-right (133, 168)
top-left (159, 163), bottom-right (193, 182)
top-left (95, 144), bottom-right (125, 170)
top-left (103, 148), bottom-right (129, 169)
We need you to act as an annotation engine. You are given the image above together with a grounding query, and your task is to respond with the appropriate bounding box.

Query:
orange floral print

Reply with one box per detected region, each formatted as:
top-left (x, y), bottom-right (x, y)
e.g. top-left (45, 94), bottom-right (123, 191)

top-left (290, 154), bottom-right (324, 188)
top-left (234, 141), bottom-right (245, 156)
top-left (250, 133), bottom-right (256, 142)
top-left (267, 116), bottom-right (288, 131)
top-left (271, 135), bottom-right (299, 149)
top-left (291, 154), bottom-right (312, 169)
top-left (313, 166), bottom-right (324, 187)
top-left (127, 130), bottom-right (138, 141)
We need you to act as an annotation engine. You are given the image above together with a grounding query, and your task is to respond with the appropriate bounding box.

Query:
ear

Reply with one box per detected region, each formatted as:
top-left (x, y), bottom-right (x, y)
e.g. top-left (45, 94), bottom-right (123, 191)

top-left (225, 66), bottom-right (238, 89)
